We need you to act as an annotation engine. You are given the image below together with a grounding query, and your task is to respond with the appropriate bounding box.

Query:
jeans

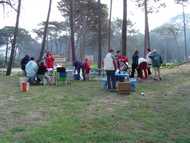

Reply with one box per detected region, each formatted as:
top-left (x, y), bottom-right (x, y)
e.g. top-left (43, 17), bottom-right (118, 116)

top-left (106, 70), bottom-right (116, 89)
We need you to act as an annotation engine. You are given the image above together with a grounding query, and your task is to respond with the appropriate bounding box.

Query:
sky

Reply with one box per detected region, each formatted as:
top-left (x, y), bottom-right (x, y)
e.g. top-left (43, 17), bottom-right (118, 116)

top-left (0, 0), bottom-right (188, 34)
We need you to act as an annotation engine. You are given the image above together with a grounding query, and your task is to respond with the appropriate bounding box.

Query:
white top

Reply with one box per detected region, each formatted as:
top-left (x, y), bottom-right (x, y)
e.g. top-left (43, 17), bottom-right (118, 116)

top-left (103, 53), bottom-right (115, 70)
top-left (146, 51), bottom-right (152, 64)
top-left (138, 57), bottom-right (147, 65)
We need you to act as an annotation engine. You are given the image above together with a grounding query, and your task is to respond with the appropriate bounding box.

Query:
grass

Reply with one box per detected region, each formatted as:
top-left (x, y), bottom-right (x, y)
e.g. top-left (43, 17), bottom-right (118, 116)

top-left (0, 65), bottom-right (190, 143)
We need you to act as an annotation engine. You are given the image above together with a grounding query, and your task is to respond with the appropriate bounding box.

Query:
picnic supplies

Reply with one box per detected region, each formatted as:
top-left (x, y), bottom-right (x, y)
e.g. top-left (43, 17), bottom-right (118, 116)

top-left (20, 77), bottom-right (29, 92)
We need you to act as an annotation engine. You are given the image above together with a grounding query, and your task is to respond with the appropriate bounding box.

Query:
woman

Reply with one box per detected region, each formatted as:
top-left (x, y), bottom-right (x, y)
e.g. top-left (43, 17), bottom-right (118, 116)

top-left (130, 50), bottom-right (139, 78)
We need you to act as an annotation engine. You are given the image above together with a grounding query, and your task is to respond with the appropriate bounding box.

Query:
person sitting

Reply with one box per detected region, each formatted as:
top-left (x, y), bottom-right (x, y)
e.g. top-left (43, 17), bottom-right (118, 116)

top-left (20, 54), bottom-right (30, 76)
top-left (115, 50), bottom-right (129, 72)
top-left (25, 57), bottom-right (38, 84)
top-left (37, 62), bottom-right (49, 84)
top-left (138, 57), bottom-right (148, 80)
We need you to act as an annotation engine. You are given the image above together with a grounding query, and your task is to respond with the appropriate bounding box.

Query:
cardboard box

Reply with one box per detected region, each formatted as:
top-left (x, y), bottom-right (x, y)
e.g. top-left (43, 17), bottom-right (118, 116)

top-left (117, 81), bottom-right (131, 94)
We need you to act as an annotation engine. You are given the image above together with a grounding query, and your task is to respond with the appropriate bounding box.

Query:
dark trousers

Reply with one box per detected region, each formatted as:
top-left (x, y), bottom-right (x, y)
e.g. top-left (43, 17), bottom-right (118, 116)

top-left (147, 65), bottom-right (151, 75)
top-left (130, 64), bottom-right (139, 78)
top-left (106, 70), bottom-right (116, 89)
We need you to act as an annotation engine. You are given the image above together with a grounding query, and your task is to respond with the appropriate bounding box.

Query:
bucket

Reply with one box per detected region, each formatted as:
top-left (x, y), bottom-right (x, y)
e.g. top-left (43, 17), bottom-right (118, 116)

top-left (20, 77), bottom-right (29, 92)
top-left (129, 78), bottom-right (137, 92)
top-left (100, 78), bottom-right (107, 89)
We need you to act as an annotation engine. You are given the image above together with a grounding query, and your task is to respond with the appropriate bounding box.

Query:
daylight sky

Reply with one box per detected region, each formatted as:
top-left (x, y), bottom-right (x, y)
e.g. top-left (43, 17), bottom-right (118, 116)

top-left (0, 0), bottom-right (188, 33)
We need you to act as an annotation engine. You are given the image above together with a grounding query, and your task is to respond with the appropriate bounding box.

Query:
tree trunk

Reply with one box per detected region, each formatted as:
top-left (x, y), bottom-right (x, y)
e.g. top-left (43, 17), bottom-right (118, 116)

top-left (6, 0), bottom-right (21, 76)
top-left (4, 41), bottom-right (9, 67)
top-left (144, 0), bottom-right (150, 57)
top-left (38, 0), bottom-right (52, 63)
top-left (70, 0), bottom-right (75, 63)
top-left (108, 0), bottom-right (113, 50)
top-left (122, 0), bottom-right (127, 56)
top-left (182, 3), bottom-right (187, 61)
top-left (98, 0), bottom-right (102, 75)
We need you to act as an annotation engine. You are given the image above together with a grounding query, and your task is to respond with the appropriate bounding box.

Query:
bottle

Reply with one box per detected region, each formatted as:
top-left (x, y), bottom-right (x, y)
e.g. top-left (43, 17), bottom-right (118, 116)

top-left (141, 91), bottom-right (144, 96)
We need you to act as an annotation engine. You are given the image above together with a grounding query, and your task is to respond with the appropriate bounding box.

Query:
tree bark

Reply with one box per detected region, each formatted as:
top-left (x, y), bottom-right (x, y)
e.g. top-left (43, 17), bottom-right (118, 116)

top-left (70, 0), bottom-right (76, 63)
top-left (182, 3), bottom-right (187, 61)
top-left (38, 0), bottom-right (52, 63)
top-left (6, 0), bottom-right (21, 76)
top-left (98, 0), bottom-right (102, 75)
top-left (122, 0), bottom-right (127, 56)
top-left (108, 0), bottom-right (113, 50)
top-left (144, 0), bottom-right (150, 57)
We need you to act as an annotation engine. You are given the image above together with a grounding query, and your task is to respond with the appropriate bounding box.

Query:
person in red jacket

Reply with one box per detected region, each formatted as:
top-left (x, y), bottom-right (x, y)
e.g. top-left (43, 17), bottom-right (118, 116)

top-left (45, 51), bottom-right (55, 71)
top-left (82, 58), bottom-right (91, 80)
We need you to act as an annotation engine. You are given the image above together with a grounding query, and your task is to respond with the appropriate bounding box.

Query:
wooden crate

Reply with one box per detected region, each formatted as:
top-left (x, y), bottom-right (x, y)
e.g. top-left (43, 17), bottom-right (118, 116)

top-left (117, 81), bottom-right (131, 95)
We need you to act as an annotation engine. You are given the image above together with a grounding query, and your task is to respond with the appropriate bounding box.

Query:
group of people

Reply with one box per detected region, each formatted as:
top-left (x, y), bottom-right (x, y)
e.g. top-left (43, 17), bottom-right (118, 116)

top-left (131, 48), bottom-right (162, 80)
top-left (73, 58), bottom-right (91, 80)
top-left (103, 49), bottom-right (129, 90)
top-left (20, 51), bottom-right (55, 84)
top-left (103, 48), bottom-right (163, 90)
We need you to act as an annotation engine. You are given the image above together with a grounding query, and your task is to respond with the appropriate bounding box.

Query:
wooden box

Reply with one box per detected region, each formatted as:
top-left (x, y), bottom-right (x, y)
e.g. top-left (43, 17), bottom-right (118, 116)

top-left (117, 81), bottom-right (131, 94)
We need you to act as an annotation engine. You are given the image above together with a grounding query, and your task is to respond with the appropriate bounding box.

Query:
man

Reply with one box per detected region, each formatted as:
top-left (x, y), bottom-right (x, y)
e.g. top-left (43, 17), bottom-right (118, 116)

top-left (25, 57), bottom-right (38, 84)
top-left (130, 50), bottom-right (139, 78)
top-left (104, 49), bottom-right (116, 90)
top-left (149, 49), bottom-right (163, 80)
top-left (20, 55), bottom-right (30, 76)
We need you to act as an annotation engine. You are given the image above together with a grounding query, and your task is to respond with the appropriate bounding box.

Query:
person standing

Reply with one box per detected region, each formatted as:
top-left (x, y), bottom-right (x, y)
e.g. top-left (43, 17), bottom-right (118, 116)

top-left (104, 49), bottom-right (116, 90)
top-left (82, 58), bottom-right (91, 80)
top-left (149, 49), bottom-right (163, 80)
top-left (20, 54), bottom-right (30, 76)
top-left (45, 51), bottom-right (55, 72)
top-left (73, 60), bottom-right (82, 80)
top-left (130, 50), bottom-right (139, 78)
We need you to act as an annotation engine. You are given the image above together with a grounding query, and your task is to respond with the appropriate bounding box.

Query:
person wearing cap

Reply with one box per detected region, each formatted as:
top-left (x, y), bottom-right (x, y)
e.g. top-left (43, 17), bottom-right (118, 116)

top-left (103, 49), bottom-right (116, 90)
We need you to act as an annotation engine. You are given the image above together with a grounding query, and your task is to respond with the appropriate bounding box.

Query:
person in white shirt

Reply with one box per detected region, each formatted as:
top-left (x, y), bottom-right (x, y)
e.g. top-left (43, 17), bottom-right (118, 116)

top-left (103, 49), bottom-right (116, 90)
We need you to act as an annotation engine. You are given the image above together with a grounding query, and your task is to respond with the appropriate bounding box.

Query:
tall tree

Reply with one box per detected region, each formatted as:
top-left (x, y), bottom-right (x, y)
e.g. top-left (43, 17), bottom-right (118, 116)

top-left (122, 0), bottom-right (127, 56)
top-left (144, 0), bottom-right (150, 57)
top-left (135, 0), bottom-right (166, 56)
top-left (69, 0), bottom-right (75, 63)
top-left (0, 0), bottom-right (16, 10)
top-left (175, 0), bottom-right (189, 60)
top-left (6, 0), bottom-right (21, 76)
top-left (108, 0), bottom-right (113, 50)
top-left (58, 0), bottom-right (76, 63)
top-left (38, 0), bottom-right (52, 62)
top-left (97, 0), bottom-right (102, 75)
top-left (58, 0), bottom-right (108, 63)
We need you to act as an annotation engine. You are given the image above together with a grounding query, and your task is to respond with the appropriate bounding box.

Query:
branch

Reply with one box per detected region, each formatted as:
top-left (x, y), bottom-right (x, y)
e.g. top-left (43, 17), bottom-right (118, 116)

top-left (0, 1), bottom-right (17, 11)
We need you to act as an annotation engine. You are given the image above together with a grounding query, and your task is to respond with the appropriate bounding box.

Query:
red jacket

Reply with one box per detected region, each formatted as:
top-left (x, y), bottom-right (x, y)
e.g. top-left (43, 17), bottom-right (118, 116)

top-left (83, 61), bottom-right (91, 73)
top-left (45, 55), bottom-right (54, 68)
